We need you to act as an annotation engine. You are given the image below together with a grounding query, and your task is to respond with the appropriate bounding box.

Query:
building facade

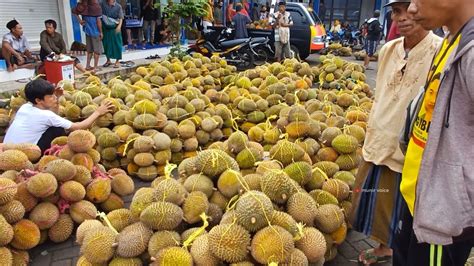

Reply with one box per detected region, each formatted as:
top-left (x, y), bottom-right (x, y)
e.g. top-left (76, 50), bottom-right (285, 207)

top-left (286, 0), bottom-right (382, 27)
top-left (0, 0), bottom-right (75, 50)
top-left (0, 0), bottom-right (388, 50)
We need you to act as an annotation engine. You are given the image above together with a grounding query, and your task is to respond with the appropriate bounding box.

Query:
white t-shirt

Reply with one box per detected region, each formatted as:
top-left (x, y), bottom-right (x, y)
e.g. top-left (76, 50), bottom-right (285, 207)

top-left (3, 103), bottom-right (72, 145)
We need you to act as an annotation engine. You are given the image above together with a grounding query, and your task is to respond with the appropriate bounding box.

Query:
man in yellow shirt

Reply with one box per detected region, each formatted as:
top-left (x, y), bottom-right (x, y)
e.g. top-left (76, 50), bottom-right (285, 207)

top-left (394, 0), bottom-right (474, 265)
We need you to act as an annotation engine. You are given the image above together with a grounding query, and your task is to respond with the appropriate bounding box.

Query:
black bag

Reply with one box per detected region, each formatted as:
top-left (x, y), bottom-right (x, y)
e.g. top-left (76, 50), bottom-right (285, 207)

top-left (368, 20), bottom-right (381, 36)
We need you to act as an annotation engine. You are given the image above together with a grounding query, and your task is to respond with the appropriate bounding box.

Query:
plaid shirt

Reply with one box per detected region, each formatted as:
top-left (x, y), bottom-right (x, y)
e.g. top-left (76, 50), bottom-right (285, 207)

top-left (270, 11), bottom-right (293, 42)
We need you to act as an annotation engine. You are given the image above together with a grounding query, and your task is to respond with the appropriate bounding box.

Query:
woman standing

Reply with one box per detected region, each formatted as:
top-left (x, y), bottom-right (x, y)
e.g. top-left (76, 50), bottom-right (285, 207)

top-left (101, 0), bottom-right (124, 68)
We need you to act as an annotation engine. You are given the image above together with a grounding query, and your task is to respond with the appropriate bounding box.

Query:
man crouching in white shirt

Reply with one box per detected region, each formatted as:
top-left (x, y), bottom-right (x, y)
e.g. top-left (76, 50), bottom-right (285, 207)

top-left (3, 79), bottom-right (114, 153)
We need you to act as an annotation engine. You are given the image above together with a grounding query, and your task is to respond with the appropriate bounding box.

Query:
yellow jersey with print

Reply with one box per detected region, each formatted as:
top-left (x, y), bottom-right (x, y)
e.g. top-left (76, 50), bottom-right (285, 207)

top-left (401, 34), bottom-right (462, 215)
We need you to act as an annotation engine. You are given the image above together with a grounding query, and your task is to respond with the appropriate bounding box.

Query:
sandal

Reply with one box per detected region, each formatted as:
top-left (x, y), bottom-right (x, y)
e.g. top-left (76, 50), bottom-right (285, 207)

top-left (102, 62), bottom-right (112, 67)
top-left (145, 54), bottom-right (161, 60)
top-left (358, 249), bottom-right (391, 265)
top-left (120, 61), bottom-right (135, 67)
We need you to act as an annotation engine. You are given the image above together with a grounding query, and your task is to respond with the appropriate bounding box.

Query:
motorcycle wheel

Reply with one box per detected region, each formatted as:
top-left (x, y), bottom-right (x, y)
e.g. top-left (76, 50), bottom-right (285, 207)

top-left (236, 48), bottom-right (254, 70)
top-left (253, 47), bottom-right (271, 66)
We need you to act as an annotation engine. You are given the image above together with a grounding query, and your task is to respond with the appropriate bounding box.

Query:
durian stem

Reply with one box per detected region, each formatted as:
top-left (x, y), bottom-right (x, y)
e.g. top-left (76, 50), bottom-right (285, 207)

top-left (122, 137), bottom-right (139, 156)
top-left (164, 162), bottom-right (177, 179)
top-left (182, 213), bottom-right (209, 249)
top-left (97, 211), bottom-right (118, 235)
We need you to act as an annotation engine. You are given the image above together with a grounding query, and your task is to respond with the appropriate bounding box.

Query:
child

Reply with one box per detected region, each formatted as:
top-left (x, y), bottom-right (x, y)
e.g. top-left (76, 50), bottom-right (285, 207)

top-left (259, 5), bottom-right (269, 20)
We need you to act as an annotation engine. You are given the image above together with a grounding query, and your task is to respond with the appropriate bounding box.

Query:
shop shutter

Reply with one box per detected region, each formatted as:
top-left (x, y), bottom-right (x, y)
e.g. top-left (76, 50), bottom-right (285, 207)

top-left (0, 0), bottom-right (62, 50)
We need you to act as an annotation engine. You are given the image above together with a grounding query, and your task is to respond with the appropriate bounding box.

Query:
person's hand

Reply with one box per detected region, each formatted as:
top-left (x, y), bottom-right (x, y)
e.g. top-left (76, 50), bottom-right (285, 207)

top-left (115, 26), bottom-right (121, 33)
top-left (16, 54), bottom-right (25, 65)
top-left (80, 19), bottom-right (86, 26)
top-left (54, 86), bottom-right (64, 97)
top-left (99, 33), bottom-right (103, 40)
top-left (96, 100), bottom-right (114, 116)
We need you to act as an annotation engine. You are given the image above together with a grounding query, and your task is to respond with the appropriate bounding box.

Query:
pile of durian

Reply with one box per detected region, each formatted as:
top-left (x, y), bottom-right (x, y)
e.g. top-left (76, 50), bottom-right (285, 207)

top-left (319, 43), bottom-right (353, 57)
top-left (0, 52), bottom-right (374, 265)
top-left (353, 50), bottom-right (379, 61)
top-left (0, 132), bottom-right (134, 265)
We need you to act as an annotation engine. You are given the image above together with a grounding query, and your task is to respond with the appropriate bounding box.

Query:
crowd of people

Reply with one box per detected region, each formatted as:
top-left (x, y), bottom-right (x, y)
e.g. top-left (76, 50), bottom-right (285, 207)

top-left (200, 0), bottom-right (273, 34)
top-left (0, 0), bottom-right (173, 73)
top-left (204, 0), bottom-right (294, 62)
top-left (126, 0), bottom-right (172, 49)
top-left (349, 0), bottom-right (474, 265)
top-left (0, 0), bottom-right (298, 73)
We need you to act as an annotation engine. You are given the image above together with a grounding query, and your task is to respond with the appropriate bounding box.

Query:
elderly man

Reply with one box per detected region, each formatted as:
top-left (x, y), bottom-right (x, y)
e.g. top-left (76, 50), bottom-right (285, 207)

top-left (1, 20), bottom-right (36, 72)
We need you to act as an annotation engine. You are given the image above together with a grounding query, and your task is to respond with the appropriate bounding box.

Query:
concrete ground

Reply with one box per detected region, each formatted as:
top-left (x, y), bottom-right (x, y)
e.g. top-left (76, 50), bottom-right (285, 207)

top-left (0, 44), bottom-right (170, 93)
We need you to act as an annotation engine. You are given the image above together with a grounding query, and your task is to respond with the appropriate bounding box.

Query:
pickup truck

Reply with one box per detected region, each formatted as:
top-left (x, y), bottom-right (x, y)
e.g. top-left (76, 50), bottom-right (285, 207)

top-left (248, 2), bottom-right (326, 60)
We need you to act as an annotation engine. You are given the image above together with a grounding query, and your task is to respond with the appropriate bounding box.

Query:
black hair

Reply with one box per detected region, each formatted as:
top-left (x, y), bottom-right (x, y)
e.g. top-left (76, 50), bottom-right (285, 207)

top-left (6, 19), bottom-right (19, 31)
top-left (25, 79), bottom-right (55, 104)
top-left (44, 19), bottom-right (57, 29)
top-left (235, 4), bottom-right (242, 12)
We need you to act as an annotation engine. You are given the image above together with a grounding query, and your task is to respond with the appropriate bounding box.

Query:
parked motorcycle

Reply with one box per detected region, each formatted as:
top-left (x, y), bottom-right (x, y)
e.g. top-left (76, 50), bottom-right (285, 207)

top-left (187, 28), bottom-right (272, 70)
top-left (251, 36), bottom-right (274, 66)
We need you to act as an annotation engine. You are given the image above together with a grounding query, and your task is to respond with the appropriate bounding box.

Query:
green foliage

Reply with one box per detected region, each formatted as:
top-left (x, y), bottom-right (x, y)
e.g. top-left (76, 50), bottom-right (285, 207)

top-left (168, 43), bottom-right (188, 60)
top-left (164, 0), bottom-right (209, 19)
top-left (164, 0), bottom-right (210, 42)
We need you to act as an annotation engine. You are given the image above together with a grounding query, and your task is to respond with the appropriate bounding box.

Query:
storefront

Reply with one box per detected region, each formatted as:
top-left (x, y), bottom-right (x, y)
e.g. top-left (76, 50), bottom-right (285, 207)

top-left (0, 0), bottom-right (71, 49)
top-left (286, 0), bottom-right (382, 28)
top-left (319, 0), bottom-right (363, 27)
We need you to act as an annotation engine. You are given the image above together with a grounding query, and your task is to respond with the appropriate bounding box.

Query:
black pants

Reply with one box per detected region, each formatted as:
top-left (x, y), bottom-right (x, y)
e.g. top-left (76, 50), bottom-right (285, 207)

top-left (37, 127), bottom-right (67, 154)
top-left (393, 200), bottom-right (473, 266)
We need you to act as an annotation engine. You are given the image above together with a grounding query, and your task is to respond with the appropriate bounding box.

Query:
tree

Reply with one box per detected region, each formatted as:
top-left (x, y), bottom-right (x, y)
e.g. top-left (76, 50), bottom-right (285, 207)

top-left (164, 0), bottom-right (210, 42)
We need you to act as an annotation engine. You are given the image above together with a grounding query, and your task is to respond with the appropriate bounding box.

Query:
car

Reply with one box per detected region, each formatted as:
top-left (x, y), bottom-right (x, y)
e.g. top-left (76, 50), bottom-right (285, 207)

top-left (246, 2), bottom-right (326, 60)
top-left (282, 2), bottom-right (326, 59)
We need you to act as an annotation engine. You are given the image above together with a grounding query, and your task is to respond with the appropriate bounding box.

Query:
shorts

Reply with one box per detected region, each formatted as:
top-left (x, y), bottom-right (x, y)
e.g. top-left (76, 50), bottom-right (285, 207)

top-left (365, 40), bottom-right (377, 56)
top-left (86, 35), bottom-right (104, 54)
